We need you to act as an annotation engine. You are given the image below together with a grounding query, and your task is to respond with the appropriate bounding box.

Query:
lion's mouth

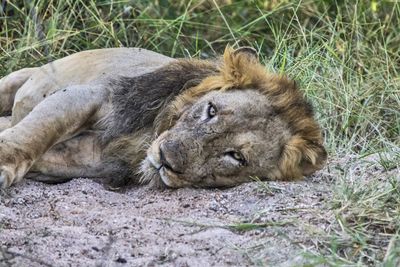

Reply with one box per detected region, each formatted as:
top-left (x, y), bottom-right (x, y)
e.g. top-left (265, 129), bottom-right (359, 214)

top-left (147, 153), bottom-right (180, 188)
top-left (145, 139), bottom-right (191, 188)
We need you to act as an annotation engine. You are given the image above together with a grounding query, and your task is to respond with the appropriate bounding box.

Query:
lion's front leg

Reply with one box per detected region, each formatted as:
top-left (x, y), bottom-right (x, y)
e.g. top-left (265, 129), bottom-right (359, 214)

top-left (0, 85), bottom-right (108, 188)
top-left (0, 142), bottom-right (34, 187)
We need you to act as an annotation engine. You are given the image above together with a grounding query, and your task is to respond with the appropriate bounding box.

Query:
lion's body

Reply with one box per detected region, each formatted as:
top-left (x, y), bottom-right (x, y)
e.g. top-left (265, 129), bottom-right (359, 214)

top-left (0, 47), bottom-right (326, 188)
top-left (0, 48), bottom-right (177, 186)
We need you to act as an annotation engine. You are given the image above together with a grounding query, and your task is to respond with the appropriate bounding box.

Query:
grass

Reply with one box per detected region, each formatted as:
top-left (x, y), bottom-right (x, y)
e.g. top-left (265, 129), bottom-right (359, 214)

top-left (163, 218), bottom-right (293, 232)
top-left (304, 165), bottom-right (400, 266)
top-left (1, 0), bottom-right (399, 265)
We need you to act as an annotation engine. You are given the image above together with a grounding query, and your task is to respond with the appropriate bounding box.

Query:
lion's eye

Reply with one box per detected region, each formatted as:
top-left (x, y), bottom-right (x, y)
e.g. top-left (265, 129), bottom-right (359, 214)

top-left (207, 102), bottom-right (217, 118)
top-left (226, 151), bottom-right (247, 165)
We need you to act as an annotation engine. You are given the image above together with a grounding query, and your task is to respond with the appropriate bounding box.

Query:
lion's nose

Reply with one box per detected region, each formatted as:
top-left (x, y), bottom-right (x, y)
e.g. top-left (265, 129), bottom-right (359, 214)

top-left (159, 141), bottom-right (184, 174)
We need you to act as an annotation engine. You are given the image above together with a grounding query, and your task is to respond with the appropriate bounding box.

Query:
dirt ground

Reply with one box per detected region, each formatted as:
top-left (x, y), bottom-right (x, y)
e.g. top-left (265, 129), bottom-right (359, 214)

top-left (0, 169), bottom-right (334, 267)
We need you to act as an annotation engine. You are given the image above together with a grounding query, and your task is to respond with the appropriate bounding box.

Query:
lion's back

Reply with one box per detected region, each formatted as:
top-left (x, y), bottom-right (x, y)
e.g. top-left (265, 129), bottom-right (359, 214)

top-left (11, 48), bottom-right (175, 124)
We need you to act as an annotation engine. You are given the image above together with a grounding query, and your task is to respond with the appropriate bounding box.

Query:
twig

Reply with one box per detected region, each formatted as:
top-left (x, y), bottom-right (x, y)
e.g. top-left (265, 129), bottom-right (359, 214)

top-left (0, 246), bottom-right (53, 267)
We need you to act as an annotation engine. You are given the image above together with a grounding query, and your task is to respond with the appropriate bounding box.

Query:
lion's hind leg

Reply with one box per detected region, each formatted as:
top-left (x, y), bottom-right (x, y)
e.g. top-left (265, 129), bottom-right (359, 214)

top-left (0, 68), bottom-right (38, 115)
top-left (29, 131), bottom-right (122, 184)
top-left (31, 132), bottom-right (103, 180)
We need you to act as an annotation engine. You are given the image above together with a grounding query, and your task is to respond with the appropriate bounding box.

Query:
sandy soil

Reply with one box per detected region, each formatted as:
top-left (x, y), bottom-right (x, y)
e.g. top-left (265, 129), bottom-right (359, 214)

top-left (0, 172), bottom-right (333, 267)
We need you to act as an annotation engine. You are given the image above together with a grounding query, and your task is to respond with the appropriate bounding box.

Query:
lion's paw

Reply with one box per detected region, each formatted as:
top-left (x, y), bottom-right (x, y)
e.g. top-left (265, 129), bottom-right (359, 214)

top-left (0, 143), bottom-right (32, 188)
top-left (0, 168), bottom-right (13, 188)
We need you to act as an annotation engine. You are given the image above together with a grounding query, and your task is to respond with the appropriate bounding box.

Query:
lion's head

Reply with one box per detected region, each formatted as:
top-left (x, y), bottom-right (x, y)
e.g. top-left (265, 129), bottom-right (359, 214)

top-left (138, 47), bottom-right (327, 188)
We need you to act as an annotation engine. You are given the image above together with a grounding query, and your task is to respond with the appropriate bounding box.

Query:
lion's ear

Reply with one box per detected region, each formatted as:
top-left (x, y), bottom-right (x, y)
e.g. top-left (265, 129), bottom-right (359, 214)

top-left (233, 46), bottom-right (259, 60)
top-left (221, 46), bottom-right (261, 86)
top-left (280, 136), bottom-right (327, 179)
top-left (299, 142), bottom-right (327, 176)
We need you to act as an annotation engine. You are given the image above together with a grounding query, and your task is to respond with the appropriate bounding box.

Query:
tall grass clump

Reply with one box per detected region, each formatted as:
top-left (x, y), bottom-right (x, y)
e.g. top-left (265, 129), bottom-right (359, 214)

top-left (0, 0), bottom-right (399, 265)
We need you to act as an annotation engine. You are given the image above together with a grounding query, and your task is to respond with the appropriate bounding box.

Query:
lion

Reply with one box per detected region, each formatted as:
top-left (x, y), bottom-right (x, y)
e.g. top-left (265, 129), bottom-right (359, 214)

top-left (0, 46), bottom-right (327, 189)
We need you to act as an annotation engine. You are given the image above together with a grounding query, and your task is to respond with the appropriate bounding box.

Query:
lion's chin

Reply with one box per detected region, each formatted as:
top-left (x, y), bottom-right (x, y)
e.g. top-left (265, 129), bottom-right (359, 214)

top-left (138, 157), bottom-right (167, 189)
top-left (148, 173), bottom-right (169, 189)
top-left (158, 167), bottom-right (184, 188)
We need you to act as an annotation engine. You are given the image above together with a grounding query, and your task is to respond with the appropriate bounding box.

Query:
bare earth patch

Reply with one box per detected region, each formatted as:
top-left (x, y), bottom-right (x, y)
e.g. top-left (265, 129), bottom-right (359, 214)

top-left (0, 170), bottom-right (335, 267)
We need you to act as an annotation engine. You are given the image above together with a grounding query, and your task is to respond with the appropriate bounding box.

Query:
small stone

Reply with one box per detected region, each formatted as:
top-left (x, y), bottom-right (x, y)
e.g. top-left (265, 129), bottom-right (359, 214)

top-left (115, 257), bottom-right (127, 263)
top-left (209, 201), bottom-right (219, 211)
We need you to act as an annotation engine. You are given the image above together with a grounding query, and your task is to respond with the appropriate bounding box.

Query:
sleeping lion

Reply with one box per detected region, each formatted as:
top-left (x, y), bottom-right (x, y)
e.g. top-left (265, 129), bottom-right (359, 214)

top-left (0, 47), bottom-right (326, 189)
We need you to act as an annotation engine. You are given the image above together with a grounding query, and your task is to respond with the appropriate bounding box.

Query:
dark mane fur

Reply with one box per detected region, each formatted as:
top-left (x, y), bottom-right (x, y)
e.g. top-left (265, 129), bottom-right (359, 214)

top-left (101, 59), bottom-right (219, 144)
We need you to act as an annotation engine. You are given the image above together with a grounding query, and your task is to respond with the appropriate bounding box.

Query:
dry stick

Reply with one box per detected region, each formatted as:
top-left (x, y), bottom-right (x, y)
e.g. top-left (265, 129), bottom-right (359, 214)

top-left (28, 3), bottom-right (61, 89)
top-left (0, 247), bottom-right (53, 267)
top-left (0, 0), bottom-right (6, 15)
top-left (29, 4), bottom-right (49, 60)
top-left (0, 0), bottom-right (7, 32)
top-left (95, 230), bottom-right (116, 267)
